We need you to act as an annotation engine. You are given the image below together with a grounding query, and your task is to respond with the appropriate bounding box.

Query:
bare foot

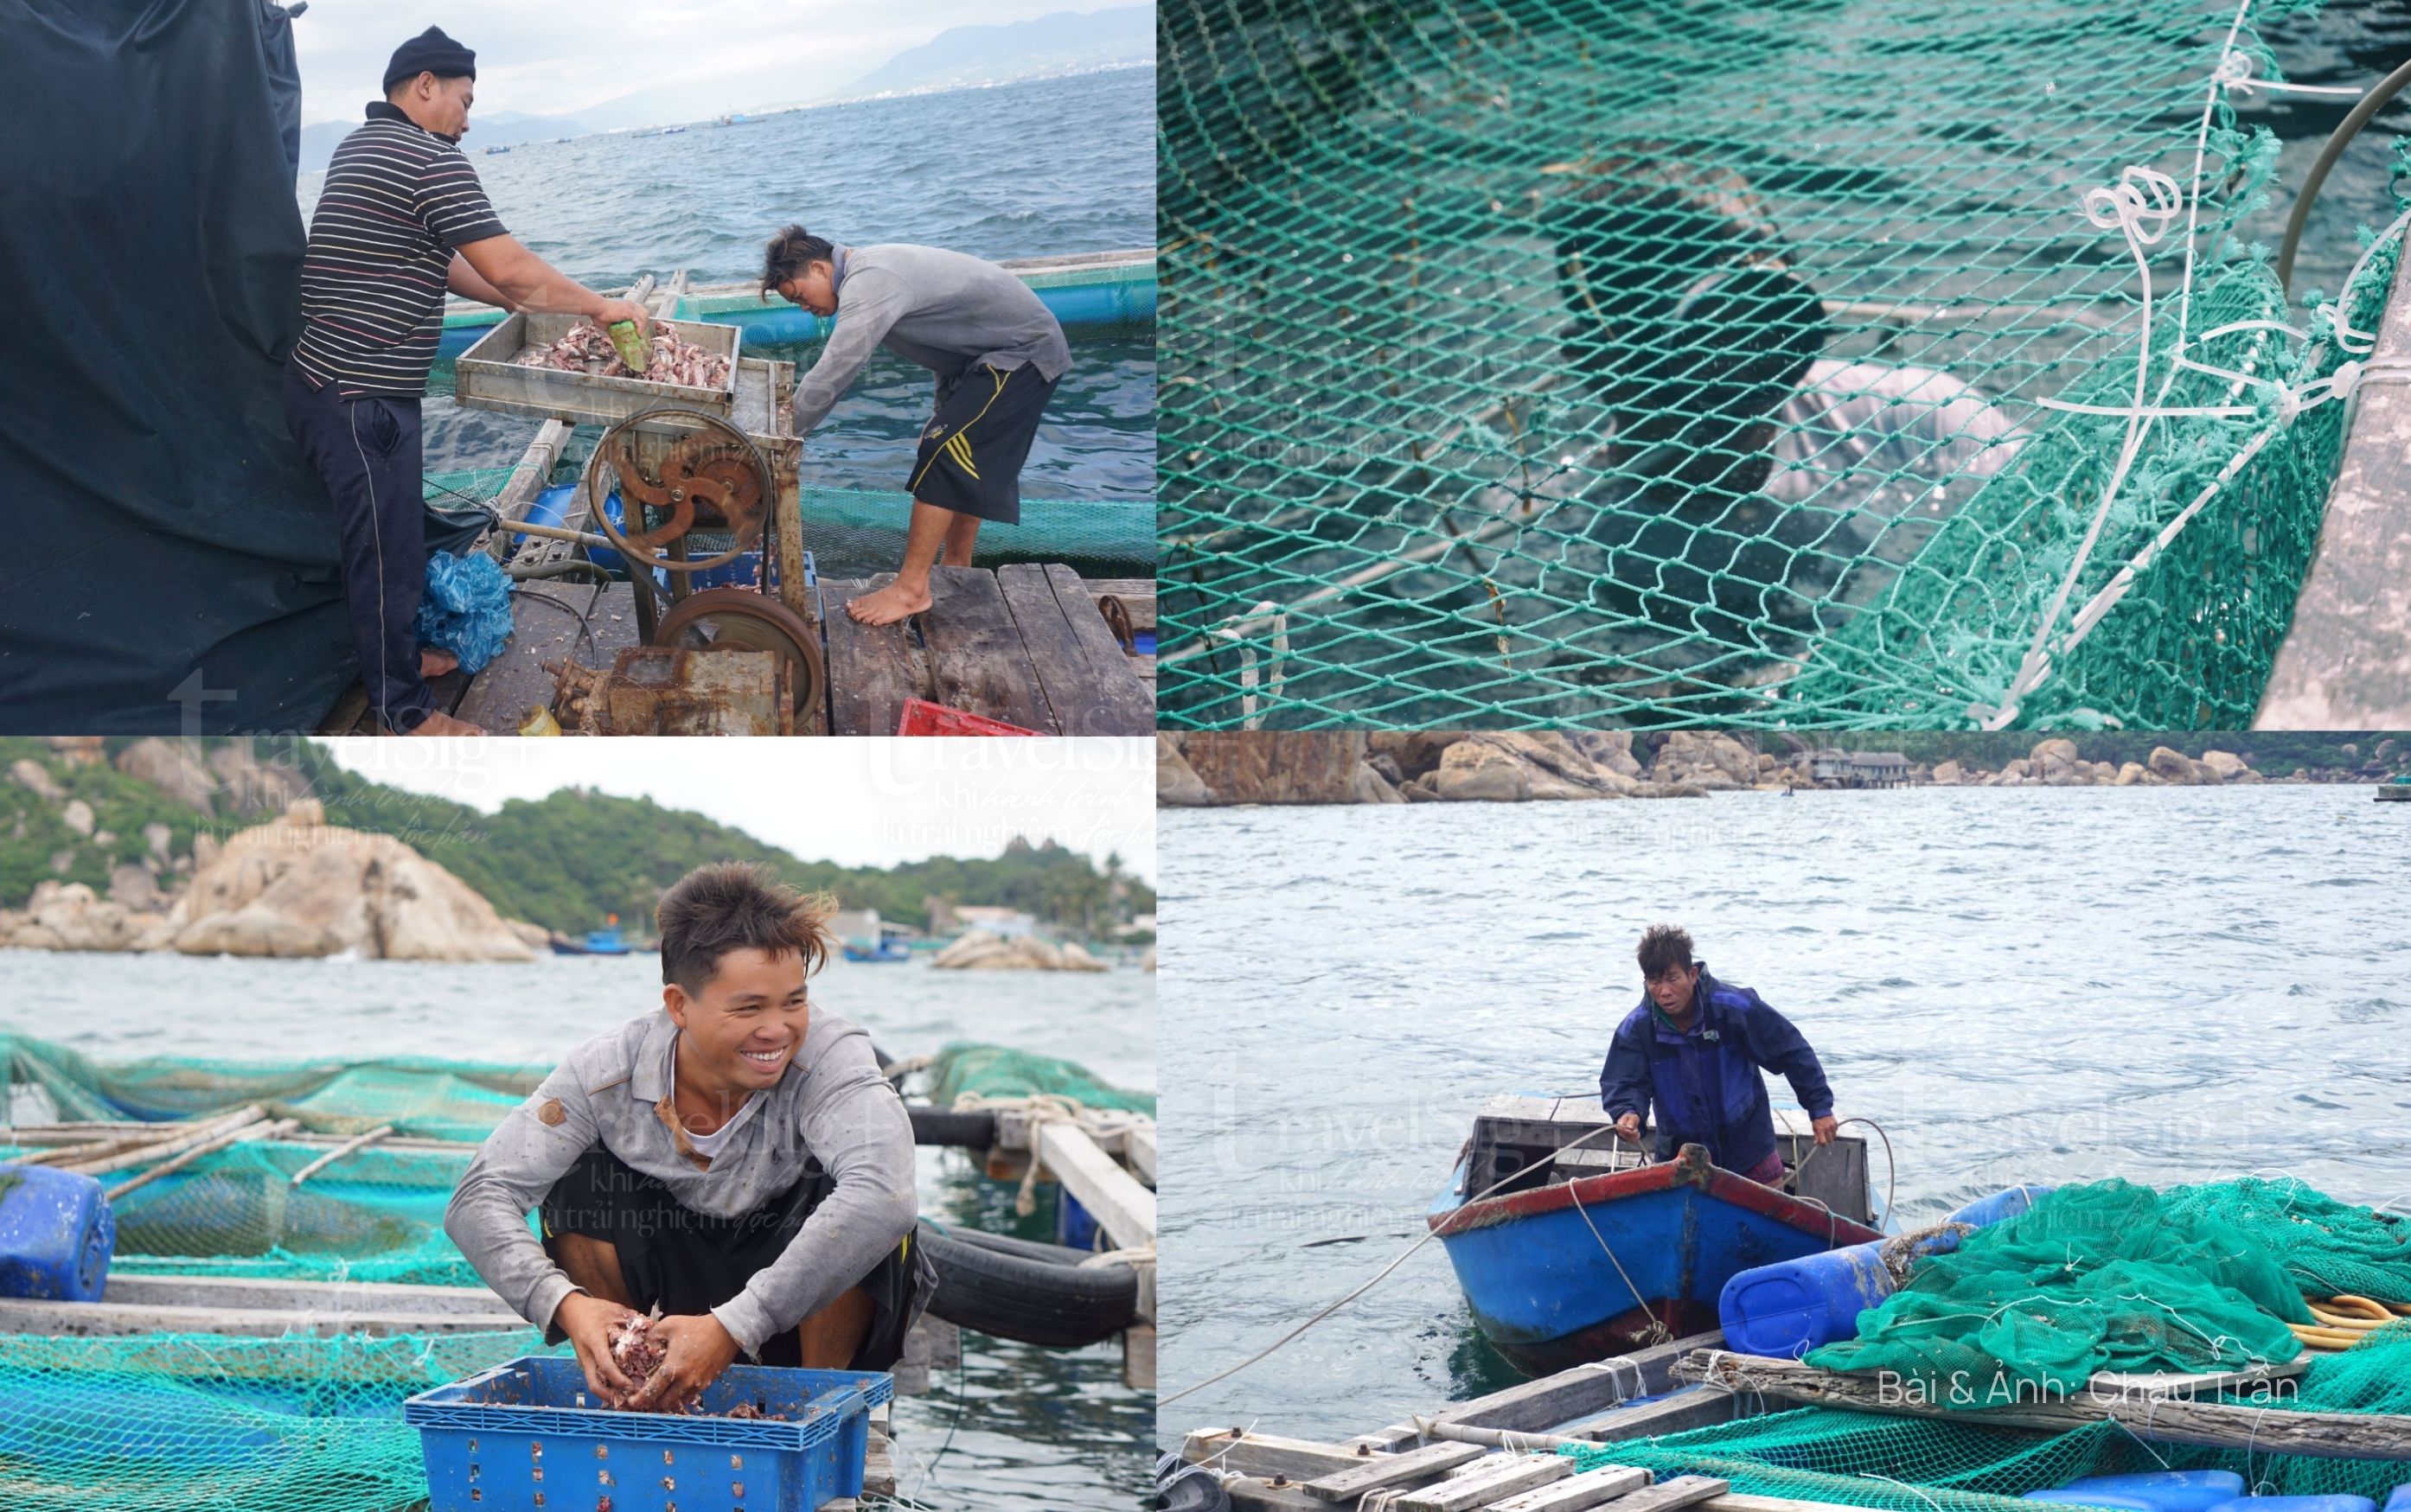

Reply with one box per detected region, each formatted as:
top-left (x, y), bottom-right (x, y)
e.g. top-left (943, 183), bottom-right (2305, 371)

top-left (397, 710), bottom-right (488, 737)
top-left (846, 579), bottom-right (933, 626)
top-left (419, 648), bottom-right (460, 679)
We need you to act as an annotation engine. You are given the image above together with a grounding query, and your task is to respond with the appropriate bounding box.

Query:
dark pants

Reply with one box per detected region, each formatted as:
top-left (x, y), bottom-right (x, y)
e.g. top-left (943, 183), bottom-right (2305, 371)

top-left (280, 361), bottom-right (436, 732)
top-left (539, 1146), bottom-right (932, 1371)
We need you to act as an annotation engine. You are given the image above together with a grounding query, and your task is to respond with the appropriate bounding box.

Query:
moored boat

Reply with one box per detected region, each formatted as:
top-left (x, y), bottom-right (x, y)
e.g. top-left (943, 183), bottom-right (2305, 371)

top-left (549, 922), bottom-right (637, 955)
top-left (1430, 1095), bottom-right (1886, 1375)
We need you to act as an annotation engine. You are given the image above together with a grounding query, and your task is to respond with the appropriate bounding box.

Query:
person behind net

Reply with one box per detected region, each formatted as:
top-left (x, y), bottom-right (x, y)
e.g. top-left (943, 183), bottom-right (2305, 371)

top-left (1599, 923), bottom-right (1838, 1185)
top-left (760, 226), bottom-right (1071, 627)
top-left (444, 863), bottom-right (934, 1411)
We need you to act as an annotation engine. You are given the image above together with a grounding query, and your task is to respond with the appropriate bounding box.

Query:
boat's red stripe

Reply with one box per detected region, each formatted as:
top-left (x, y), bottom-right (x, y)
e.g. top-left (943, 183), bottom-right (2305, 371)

top-left (1431, 1143), bottom-right (1884, 1246)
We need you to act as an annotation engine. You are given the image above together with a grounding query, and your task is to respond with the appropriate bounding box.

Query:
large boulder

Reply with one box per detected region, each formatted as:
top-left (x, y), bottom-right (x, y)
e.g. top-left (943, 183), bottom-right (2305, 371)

top-left (1427, 733), bottom-right (1635, 802)
top-left (2030, 738), bottom-right (2082, 785)
top-left (205, 743), bottom-right (310, 815)
top-left (2148, 746), bottom-right (2199, 785)
top-left (60, 801), bottom-right (94, 838)
top-left (1351, 761), bottom-right (1406, 804)
top-left (1931, 760), bottom-right (1965, 787)
top-left (1570, 731), bottom-right (1644, 779)
top-left (163, 803), bottom-right (534, 961)
top-left (2199, 750), bottom-right (2255, 783)
top-left (930, 929), bottom-right (1108, 972)
top-left (116, 737), bottom-right (220, 813)
top-left (3, 880), bottom-right (167, 953)
top-left (9, 760), bottom-right (65, 803)
top-left (2114, 762), bottom-right (2148, 787)
top-left (1651, 732), bottom-right (1757, 790)
top-left (1178, 733), bottom-right (1368, 804)
top-left (1156, 734), bottom-right (1212, 807)
top-left (106, 864), bottom-right (165, 914)
top-left (1366, 732), bottom-right (1470, 782)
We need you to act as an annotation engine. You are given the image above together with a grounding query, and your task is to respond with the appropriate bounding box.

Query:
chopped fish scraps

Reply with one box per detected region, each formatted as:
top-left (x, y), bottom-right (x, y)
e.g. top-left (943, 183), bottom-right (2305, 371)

top-left (605, 1302), bottom-right (667, 1402)
top-left (518, 323), bottom-right (731, 388)
top-left (599, 1305), bottom-right (786, 1419)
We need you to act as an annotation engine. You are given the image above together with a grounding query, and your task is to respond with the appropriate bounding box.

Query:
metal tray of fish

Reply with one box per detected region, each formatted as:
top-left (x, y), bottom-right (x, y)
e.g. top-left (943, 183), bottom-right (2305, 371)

top-left (452, 312), bottom-right (742, 425)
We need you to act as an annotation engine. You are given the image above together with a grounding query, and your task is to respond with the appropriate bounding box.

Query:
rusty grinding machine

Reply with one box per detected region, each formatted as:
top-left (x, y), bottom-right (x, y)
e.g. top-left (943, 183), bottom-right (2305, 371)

top-left (452, 302), bottom-right (827, 733)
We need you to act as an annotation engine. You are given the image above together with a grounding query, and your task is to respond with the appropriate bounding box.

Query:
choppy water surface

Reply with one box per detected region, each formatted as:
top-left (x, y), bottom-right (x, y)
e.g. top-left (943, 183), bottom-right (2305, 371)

top-left (299, 69), bottom-right (1155, 547)
top-left (0, 950), bottom-right (1154, 1511)
top-left (1156, 787), bottom-right (2411, 1445)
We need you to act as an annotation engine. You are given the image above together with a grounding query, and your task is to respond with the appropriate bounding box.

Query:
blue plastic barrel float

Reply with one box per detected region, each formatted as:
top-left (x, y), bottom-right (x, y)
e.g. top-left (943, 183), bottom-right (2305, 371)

top-left (2203, 1499), bottom-right (2376, 1512)
top-left (0, 1165), bottom-right (114, 1302)
top-left (1717, 1183), bottom-right (2051, 1358)
top-left (2024, 1473), bottom-right (2247, 1512)
top-left (2386, 1489), bottom-right (2411, 1512)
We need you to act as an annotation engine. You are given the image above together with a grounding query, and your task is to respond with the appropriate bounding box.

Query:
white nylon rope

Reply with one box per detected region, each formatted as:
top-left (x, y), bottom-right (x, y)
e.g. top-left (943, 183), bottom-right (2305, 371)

top-left (1979, 3), bottom-right (2411, 726)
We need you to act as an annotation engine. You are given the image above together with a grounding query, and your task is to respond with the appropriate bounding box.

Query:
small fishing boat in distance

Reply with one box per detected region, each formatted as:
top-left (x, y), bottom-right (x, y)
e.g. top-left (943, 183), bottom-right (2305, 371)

top-left (2378, 775), bottom-right (2411, 801)
top-left (550, 919), bottom-right (639, 955)
top-left (1430, 1096), bottom-right (1887, 1375)
top-left (842, 924), bottom-right (916, 963)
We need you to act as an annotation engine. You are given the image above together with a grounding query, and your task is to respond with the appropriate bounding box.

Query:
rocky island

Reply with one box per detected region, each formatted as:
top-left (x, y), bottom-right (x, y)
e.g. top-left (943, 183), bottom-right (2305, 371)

top-left (1160, 732), bottom-right (2403, 807)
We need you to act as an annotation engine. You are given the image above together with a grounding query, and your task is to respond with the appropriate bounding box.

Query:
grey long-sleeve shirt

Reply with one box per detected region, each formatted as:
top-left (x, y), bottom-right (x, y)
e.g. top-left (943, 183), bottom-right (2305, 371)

top-left (788, 242), bottom-right (1072, 437)
top-left (442, 1007), bottom-right (915, 1356)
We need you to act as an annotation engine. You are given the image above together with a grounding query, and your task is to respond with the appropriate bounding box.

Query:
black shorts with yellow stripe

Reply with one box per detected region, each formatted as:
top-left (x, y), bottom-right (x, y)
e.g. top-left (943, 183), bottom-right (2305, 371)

top-left (908, 361), bottom-right (1058, 526)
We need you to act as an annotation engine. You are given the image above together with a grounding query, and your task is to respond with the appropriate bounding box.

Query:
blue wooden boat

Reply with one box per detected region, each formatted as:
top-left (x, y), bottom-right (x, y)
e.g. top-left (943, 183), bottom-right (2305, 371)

top-left (551, 923), bottom-right (635, 956)
top-left (841, 937), bottom-right (912, 963)
top-left (1430, 1096), bottom-right (1887, 1375)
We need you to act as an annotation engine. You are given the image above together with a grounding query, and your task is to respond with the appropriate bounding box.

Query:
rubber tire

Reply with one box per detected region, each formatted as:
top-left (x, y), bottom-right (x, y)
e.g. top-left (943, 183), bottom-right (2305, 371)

top-left (916, 1221), bottom-right (1138, 1348)
top-left (909, 1106), bottom-right (998, 1149)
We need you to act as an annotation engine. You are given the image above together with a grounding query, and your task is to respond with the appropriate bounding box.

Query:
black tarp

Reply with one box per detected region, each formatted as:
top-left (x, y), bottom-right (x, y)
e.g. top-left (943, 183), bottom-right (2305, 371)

top-left (0, 0), bottom-right (355, 732)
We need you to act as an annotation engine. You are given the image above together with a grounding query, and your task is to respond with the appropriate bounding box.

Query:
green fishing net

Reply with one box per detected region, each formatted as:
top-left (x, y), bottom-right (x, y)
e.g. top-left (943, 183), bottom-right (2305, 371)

top-left (927, 1041), bottom-right (1158, 1113)
top-left (104, 1142), bottom-right (493, 1289)
top-left (0, 1034), bottom-right (546, 1140)
top-left (1159, 0), bottom-right (2399, 729)
top-left (1568, 1333), bottom-right (2411, 1509)
top-left (1807, 1179), bottom-right (2320, 1395)
top-left (0, 1329), bottom-right (551, 1512)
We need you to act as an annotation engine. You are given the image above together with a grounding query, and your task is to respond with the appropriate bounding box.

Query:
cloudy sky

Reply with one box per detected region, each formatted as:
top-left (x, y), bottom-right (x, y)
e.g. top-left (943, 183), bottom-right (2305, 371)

top-left (317, 738), bottom-right (1156, 881)
top-left (289, 1), bottom-right (1122, 125)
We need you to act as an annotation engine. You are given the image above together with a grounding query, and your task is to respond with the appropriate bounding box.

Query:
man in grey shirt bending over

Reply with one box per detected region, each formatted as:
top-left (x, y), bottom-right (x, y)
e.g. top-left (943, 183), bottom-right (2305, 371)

top-left (444, 863), bottom-right (934, 1411)
top-left (762, 226), bottom-right (1072, 626)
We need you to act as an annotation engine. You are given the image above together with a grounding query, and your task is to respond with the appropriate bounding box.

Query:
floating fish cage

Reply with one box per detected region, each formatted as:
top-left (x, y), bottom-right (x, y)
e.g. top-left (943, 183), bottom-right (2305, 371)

top-left (454, 313), bottom-right (742, 426)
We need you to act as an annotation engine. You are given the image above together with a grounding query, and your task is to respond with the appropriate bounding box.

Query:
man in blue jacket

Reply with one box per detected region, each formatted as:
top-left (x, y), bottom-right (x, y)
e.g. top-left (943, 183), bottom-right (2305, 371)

top-left (1600, 924), bottom-right (1838, 1186)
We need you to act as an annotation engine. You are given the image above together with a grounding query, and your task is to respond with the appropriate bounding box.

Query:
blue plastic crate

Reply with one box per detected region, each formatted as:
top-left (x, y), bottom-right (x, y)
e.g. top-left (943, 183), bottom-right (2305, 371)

top-left (403, 1355), bottom-right (892, 1512)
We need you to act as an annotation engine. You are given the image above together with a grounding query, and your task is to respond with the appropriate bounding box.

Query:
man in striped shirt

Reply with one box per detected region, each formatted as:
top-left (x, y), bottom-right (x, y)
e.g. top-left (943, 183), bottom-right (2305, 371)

top-left (284, 27), bottom-right (649, 735)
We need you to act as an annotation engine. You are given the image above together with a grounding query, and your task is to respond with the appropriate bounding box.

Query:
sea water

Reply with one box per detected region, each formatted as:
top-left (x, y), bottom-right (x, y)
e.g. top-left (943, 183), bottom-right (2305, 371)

top-left (1156, 784), bottom-right (2411, 1444)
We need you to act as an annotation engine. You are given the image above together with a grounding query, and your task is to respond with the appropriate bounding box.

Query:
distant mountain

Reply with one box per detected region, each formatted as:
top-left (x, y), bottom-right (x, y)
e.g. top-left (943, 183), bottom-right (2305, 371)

top-left (297, 112), bottom-right (592, 174)
top-left (838, 7), bottom-right (1153, 99)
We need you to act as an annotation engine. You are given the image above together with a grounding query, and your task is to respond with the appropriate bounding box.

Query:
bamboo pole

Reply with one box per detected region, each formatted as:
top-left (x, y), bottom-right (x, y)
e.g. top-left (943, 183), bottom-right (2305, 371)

top-left (103, 1118), bottom-right (298, 1203)
top-left (59, 1105), bottom-right (266, 1178)
top-left (288, 1125), bottom-right (395, 1188)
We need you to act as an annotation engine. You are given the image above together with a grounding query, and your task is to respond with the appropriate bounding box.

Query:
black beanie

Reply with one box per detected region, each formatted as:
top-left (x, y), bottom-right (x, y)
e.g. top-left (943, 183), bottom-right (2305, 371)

top-left (382, 26), bottom-right (476, 92)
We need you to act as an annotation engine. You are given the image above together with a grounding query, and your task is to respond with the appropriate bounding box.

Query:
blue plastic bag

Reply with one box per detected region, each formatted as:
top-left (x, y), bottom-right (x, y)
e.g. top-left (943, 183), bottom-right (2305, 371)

top-left (412, 551), bottom-right (513, 674)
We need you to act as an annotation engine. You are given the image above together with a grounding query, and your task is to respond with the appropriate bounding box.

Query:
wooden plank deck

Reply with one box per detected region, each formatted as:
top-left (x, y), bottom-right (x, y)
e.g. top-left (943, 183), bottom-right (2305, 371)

top-left (329, 564), bottom-right (1153, 735)
top-left (821, 564), bottom-right (1155, 736)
